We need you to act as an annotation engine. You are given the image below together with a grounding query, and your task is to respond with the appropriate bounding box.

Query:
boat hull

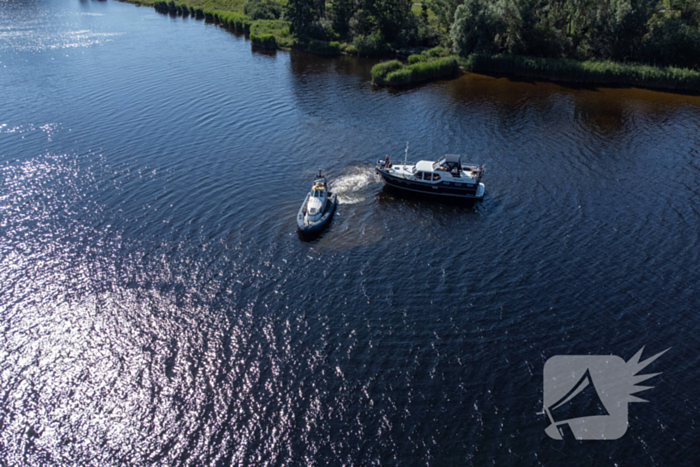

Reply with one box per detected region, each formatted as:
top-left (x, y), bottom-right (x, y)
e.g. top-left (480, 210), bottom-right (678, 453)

top-left (376, 168), bottom-right (485, 199)
top-left (297, 192), bottom-right (338, 234)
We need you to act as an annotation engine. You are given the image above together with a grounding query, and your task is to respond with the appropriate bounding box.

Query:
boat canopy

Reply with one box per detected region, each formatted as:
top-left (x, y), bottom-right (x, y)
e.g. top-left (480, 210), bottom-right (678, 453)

top-left (415, 160), bottom-right (435, 172)
top-left (439, 153), bottom-right (463, 175)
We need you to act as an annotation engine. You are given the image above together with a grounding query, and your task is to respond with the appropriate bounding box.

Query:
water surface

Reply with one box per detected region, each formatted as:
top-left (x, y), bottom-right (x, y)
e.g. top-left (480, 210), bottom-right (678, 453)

top-left (1, 0), bottom-right (699, 464)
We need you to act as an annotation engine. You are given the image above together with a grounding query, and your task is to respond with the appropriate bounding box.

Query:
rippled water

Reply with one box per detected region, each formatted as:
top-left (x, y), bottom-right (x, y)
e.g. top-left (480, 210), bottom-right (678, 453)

top-left (1, 0), bottom-right (699, 464)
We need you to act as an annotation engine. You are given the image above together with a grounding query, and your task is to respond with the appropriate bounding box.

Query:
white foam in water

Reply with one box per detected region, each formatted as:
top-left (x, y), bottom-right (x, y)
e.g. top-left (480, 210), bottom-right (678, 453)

top-left (330, 167), bottom-right (379, 205)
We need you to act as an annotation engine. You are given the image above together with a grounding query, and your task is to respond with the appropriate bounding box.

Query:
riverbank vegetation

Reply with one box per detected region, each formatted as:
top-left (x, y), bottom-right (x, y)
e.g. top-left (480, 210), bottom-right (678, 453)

top-left (128, 0), bottom-right (700, 91)
top-left (460, 54), bottom-right (700, 91)
top-left (372, 47), bottom-right (459, 85)
top-left (450, 0), bottom-right (700, 72)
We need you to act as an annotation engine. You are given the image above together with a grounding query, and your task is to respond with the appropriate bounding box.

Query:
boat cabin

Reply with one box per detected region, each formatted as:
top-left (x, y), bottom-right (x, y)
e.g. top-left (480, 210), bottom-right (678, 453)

top-left (411, 154), bottom-right (483, 181)
top-left (412, 154), bottom-right (462, 180)
top-left (413, 163), bottom-right (443, 182)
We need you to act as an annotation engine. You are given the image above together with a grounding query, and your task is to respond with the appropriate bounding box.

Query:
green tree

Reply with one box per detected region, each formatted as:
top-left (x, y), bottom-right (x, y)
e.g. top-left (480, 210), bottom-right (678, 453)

top-left (666, 0), bottom-right (700, 25)
top-left (244, 0), bottom-right (282, 20)
top-left (429, 0), bottom-right (463, 32)
top-left (641, 17), bottom-right (700, 68)
top-left (285, 0), bottom-right (318, 37)
top-left (332, 0), bottom-right (356, 37)
top-left (450, 0), bottom-right (497, 56)
top-left (490, 0), bottom-right (525, 54)
top-left (591, 0), bottom-right (656, 61)
top-left (367, 0), bottom-right (413, 41)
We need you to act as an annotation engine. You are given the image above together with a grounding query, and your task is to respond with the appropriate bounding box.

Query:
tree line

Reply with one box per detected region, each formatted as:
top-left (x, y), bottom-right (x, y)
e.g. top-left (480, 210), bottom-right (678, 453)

top-left (245, 0), bottom-right (700, 68)
top-left (450, 0), bottom-right (700, 69)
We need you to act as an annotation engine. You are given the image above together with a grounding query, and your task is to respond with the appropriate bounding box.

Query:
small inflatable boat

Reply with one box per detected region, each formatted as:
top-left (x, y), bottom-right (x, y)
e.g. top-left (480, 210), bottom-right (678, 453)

top-left (297, 171), bottom-right (337, 235)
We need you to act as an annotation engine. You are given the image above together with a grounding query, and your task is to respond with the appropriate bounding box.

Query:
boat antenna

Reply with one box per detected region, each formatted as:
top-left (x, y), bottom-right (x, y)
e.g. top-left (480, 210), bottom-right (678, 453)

top-left (404, 142), bottom-right (409, 167)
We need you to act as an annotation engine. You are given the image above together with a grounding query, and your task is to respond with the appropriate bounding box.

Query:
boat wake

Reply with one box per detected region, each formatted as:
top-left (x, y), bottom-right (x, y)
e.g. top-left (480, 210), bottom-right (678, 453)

top-left (330, 167), bottom-right (380, 205)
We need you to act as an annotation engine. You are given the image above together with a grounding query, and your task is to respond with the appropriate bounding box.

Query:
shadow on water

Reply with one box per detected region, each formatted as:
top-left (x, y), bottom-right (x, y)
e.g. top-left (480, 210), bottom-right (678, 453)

top-left (289, 50), bottom-right (377, 79)
top-left (500, 71), bottom-right (700, 97)
top-left (445, 72), bottom-right (700, 119)
top-left (251, 46), bottom-right (278, 58)
top-left (481, 71), bottom-right (603, 92)
top-left (297, 223), bottom-right (334, 243)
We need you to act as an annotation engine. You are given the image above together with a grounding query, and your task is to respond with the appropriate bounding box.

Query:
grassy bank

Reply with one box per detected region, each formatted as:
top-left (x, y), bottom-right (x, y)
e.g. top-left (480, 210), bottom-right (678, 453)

top-left (460, 54), bottom-right (700, 93)
top-left (249, 21), bottom-right (340, 54)
top-left (150, 1), bottom-right (252, 32)
top-left (372, 48), bottom-right (460, 86)
top-left (136, 0), bottom-right (340, 54)
top-left (250, 19), bottom-right (292, 48)
top-left (129, 0), bottom-right (245, 13)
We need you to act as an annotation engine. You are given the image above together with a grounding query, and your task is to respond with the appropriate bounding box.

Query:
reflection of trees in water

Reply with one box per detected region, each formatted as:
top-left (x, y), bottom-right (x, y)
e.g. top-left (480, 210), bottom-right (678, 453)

top-left (289, 50), bottom-right (377, 78)
top-left (286, 50), bottom-right (391, 131)
top-left (439, 73), bottom-right (700, 140)
top-left (569, 87), bottom-right (700, 137)
top-left (251, 46), bottom-right (278, 58)
top-left (405, 72), bottom-right (700, 191)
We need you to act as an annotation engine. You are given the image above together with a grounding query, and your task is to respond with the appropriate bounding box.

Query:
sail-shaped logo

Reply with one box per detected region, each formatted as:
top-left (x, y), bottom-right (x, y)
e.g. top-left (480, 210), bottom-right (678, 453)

top-left (543, 347), bottom-right (668, 440)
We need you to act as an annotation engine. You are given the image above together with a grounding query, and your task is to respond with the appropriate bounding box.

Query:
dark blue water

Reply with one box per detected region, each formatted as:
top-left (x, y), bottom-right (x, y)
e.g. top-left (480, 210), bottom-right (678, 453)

top-left (1, 0), bottom-right (699, 464)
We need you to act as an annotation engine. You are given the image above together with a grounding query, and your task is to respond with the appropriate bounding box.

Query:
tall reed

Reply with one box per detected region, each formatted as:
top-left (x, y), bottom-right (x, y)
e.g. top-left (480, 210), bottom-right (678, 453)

top-left (372, 57), bottom-right (460, 86)
top-left (461, 54), bottom-right (700, 92)
top-left (250, 33), bottom-right (277, 49)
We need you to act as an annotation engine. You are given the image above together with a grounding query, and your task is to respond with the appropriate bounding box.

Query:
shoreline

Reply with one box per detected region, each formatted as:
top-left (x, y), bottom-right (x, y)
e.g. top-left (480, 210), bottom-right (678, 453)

top-left (458, 54), bottom-right (700, 95)
top-left (120, 0), bottom-right (700, 94)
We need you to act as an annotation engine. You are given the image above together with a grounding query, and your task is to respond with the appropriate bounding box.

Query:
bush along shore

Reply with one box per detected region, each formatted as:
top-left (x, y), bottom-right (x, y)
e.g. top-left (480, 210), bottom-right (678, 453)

top-left (372, 49), bottom-right (460, 86)
top-left (125, 0), bottom-right (700, 92)
top-left (371, 49), bottom-right (700, 91)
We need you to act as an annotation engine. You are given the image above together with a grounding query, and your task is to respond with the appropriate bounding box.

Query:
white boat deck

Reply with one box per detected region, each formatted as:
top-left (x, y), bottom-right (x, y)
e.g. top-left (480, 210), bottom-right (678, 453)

top-left (387, 163), bottom-right (481, 181)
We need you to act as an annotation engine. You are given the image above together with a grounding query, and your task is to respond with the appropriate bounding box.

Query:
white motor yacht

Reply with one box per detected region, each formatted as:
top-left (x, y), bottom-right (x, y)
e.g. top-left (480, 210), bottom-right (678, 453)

top-left (376, 147), bottom-right (485, 199)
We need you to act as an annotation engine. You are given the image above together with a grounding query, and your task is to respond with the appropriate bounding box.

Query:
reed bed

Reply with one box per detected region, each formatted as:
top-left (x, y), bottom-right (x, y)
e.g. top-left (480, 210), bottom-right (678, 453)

top-left (305, 40), bottom-right (341, 56)
top-left (370, 60), bottom-right (403, 84)
top-left (372, 57), bottom-right (460, 86)
top-left (249, 19), bottom-right (293, 48)
top-left (461, 54), bottom-right (700, 92)
top-left (250, 33), bottom-right (277, 49)
top-left (152, 1), bottom-right (250, 32)
top-left (212, 11), bottom-right (252, 33)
